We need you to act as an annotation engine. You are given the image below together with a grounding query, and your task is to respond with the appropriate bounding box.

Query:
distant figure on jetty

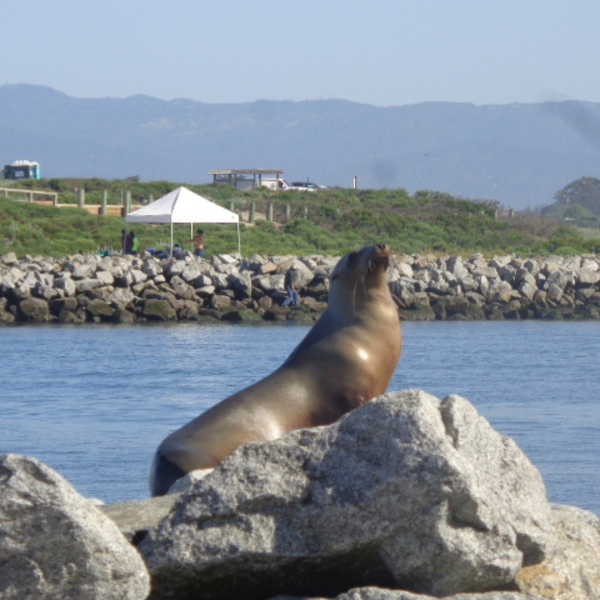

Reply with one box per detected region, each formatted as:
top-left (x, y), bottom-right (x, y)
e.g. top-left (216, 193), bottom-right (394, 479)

top-left (188, 229), bottom-right (205, 258)
top-left (129, 231), bottom-right (139, 255)
top-left (282, 266), bottom-right (301, 307)
top-left (121, 230), bottom-right (133, 254)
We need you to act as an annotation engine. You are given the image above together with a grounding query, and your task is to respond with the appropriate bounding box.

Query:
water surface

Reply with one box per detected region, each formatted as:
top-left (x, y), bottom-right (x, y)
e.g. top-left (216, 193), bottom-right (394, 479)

top-left (1, 321), bottom-right (598, 514)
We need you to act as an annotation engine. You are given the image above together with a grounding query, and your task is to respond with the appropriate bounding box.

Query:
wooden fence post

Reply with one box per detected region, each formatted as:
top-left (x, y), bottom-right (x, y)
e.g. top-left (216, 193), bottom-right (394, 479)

top-left (249, 202), bottom-right (256, 224)
top-left (124, 190), bottom-right (131, 215)
top-left (267, 202), bottom-right (273, 222)
top-left (101, 190), bottom-right (108, 216)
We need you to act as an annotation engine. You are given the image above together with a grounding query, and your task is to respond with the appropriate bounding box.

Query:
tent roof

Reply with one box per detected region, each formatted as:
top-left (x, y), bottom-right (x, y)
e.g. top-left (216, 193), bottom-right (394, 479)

top-left (125, 186), bottom-right (239, 224)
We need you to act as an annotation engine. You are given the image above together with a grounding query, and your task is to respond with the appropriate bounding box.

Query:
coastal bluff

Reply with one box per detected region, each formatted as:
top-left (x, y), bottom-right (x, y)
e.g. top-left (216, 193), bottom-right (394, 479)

top-left (1, 250), bottom-right (599, 325)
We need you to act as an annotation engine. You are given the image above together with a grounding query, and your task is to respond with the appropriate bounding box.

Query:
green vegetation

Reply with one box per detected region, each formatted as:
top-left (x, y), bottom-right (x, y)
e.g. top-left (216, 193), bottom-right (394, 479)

top-left (1, 178), bottom-right (600, 258)
top-left (541, 177), bottom-right (600, 228)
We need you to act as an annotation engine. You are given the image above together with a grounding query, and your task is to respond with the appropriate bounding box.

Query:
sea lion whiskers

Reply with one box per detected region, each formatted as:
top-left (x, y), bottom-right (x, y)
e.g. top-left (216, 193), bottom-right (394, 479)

top-left (348, 251), bottom-right (381, 318)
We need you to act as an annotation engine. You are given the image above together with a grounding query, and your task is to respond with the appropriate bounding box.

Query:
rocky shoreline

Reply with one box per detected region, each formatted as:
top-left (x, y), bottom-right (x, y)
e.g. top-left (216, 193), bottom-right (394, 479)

top-left (2, 391), bottom-right (599, 599)
top-left (1, 250), bottom-right (600, 325)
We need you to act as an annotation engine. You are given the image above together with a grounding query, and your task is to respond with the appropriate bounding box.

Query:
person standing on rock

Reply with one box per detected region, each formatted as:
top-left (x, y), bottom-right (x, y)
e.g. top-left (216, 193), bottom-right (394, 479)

top-left (282, 266), bottom-right (301, 307)
top-left (188, 229), bottom-right (205, 258)
top-left (129, 231), bottom-right (140, 255)
top-left (121, 229), bottom-right (133, 254)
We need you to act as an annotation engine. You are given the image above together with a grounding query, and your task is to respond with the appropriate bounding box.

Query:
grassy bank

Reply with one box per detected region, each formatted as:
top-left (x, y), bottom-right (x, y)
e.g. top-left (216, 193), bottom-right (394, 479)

top-left (1, 179), bottom-right (599, 258)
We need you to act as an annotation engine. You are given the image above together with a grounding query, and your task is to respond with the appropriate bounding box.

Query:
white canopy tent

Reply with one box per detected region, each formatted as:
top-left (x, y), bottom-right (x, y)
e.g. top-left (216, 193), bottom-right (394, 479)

top-left (125, 186), bottom-right (240, 255)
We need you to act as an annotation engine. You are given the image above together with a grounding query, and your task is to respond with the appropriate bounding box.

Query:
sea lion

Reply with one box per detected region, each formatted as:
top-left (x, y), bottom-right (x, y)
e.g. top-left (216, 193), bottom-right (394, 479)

top-left (149, 243), bottom-right (402, 496)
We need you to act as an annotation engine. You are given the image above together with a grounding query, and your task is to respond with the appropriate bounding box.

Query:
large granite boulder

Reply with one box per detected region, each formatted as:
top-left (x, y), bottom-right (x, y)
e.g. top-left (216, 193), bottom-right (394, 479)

top-left (0, 454), bottom-right (150, 600)
top-left (515, 504), bottom-right (600, 600)
top-left (139, 390), bottom-right (552, 600)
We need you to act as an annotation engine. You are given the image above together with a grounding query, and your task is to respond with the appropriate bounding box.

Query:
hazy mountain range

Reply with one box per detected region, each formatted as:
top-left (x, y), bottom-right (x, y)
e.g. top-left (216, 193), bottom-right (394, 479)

top-left (2, 84), bottom-right (600, 210)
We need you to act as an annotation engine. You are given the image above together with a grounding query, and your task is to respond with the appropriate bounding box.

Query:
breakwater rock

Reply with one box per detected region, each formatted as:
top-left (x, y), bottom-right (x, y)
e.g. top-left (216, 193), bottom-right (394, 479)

top-left (1, 250), bottom-right (600, 324)
top-left (3, 391), bottom-right (600, 599)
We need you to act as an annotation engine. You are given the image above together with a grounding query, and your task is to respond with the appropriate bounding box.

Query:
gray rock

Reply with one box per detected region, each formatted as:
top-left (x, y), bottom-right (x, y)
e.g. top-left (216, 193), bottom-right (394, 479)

top-left (95, 270), bottom-right (115, 286)
top-left (34, 281), bottom-right (60, 301)
top-left (129, 269), bottom-right (147, 285)
top-left (141, 259), bottom-right (164, 278)
top-left (195, 285), bottom-right (216, 296)
top-left (141, 298), bottom-right (177, 321)
top-left (112, 308), bottom-right (136, 324)
top-left (21, 269), bottom-right (44, 289)
top-left (101, 495), bottom-right (179, 545)
top-left (1, 252), bottom-right (18, 265)
top-left (255, 273), bottom-right (285, 293)
top-left (446, 256), bottom-right (469, 279)
top-left (547, 270), bottom-right (574, 290)
top-left (581, 257), bottom-right (599, 272)
top-left (518, 281), bottom-right (537, 303)
top-left (211, 272), bottom-right (230, 290)
top-left (0, 454), bottom-right (150, 600)
top-left (72, 262), bottom-right (97, 279)
top-left (192, 273), bottom-right (213, 288)
top-left (180, 263), bottom-right (201, 283)
top-left (577, 268), bottom-right (600, 286)
top-left (515, 504), bottom-right (600, 600)
top-left (166, 259), bottom-right (188, 277)
top-left (18, 296), bottom-right (50, 322)
top-left (332, 589), bottom-right (543, 599)
top-left (471, 266), bottom-right (499, 279)
top-left (228, 271), bottom-right (252, 299)
top-left (545, 283), bottom-right (563, 303)
top-left (14, 282), bottom-right (31, 300)
top-left (115, 271), bottom-right (134, 287)
top-left (75, 278), bottom-right (105, 293)
top-left (86, 298), bottom-right (115, 319)
top-left (166, 468), bottom-right (214, 495)
top-left (140, 390), bottom-right (552, 600)
top-left (210, 294), bottom-right (232, 310)
top-left (108, 287), bottom-right (136, 308)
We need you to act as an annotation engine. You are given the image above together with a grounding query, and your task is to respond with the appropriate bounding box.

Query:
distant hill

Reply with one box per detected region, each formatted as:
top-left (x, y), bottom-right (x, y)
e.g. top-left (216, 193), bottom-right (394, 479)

top-left (2, 84), bottom-right (600, 210)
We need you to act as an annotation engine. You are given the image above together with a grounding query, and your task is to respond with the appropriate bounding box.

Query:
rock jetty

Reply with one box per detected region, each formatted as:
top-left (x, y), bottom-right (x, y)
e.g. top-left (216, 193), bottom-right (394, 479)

top-left (1, 250), bottom-right (599, 324)
top-left (2, 391), bottom-right (600, 599)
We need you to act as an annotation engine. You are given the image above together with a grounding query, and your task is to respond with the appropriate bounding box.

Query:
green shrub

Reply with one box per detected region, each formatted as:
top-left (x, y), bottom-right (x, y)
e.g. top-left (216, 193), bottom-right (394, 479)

top-left (0, 178), bottom-right (594, 258)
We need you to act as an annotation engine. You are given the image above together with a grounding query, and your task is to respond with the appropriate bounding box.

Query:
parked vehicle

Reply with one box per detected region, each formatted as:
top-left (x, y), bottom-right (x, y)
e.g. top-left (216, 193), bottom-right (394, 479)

top-left (287, 181), bottom-right (327, 192)
top-left (259, 178), bottom-right (290, 191)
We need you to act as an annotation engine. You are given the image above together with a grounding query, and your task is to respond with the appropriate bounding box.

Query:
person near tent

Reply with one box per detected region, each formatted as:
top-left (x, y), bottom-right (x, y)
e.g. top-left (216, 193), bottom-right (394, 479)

top-left (282, 266), bottom-right (301, 307)
top-left (188, 229), bottom-right (205, 258)
top-left (121, 229), bottom-right (133, 254)
top-left (125, 187), bottom-right (241, 256)
top-left (129, 231), bottom-right (140, 255)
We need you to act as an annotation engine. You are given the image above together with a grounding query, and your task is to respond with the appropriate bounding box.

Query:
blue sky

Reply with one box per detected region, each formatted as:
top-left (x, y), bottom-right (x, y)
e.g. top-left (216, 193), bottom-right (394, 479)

top-left (3, 0), bottom-right (600, 106)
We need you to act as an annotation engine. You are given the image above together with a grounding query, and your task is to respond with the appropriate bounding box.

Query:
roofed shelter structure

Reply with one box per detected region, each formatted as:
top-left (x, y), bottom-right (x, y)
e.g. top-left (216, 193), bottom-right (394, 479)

top-left (125, 186), bottom-right (240, 255)
top-left (209, 169), bottom-right (284, 191)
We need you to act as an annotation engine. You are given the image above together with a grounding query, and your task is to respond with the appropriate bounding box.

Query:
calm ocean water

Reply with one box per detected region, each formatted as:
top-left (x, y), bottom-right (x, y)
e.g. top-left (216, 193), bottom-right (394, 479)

top-left (1, 321), bottom-right (599, 515)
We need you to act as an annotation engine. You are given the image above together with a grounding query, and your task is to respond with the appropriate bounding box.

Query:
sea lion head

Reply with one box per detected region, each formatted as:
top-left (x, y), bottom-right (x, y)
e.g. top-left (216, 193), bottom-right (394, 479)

top-left (330, 243), bottom-right (392, 306)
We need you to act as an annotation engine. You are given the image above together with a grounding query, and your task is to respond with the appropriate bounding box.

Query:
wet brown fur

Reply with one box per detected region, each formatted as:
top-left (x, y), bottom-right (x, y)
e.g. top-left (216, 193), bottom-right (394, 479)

top-left (150, 243), bottom-right (402, 496)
